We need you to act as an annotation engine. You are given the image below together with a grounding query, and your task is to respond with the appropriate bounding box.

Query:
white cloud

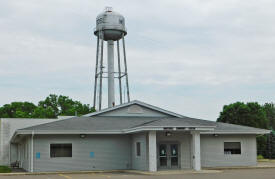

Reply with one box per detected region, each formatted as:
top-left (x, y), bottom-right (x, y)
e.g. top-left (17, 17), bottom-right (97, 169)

top-left (1, 0), bottom-right (275, 120)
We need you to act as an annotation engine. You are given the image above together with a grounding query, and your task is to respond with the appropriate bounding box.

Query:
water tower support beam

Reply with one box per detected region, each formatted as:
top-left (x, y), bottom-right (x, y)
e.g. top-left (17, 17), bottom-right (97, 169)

top-left (117, 40), bottom-right (123, 104)
top-left (107, 40), bottom-right (115, 107)
top-left (93, 36), bottom-right (99, 108)
top-left (99, 31), bottom-right (104, 110)
top-left (122, 34), bottom-right (130, 102)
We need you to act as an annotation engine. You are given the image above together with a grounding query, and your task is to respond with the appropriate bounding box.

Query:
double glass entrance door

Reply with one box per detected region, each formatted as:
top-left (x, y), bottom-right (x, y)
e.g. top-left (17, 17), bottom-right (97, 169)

top-left (158, 143), bottom-right (179, 169)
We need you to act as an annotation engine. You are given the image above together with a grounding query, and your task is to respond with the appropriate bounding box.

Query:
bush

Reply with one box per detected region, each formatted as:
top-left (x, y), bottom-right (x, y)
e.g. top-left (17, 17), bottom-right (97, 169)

top-left (257, 155), bottom-right (265, 160)
top-left (0, 166), bottom-right (11, 173)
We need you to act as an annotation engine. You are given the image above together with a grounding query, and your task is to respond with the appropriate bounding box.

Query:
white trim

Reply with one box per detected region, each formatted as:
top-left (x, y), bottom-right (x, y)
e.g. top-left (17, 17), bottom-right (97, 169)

top-left (201, 131), bottom-right (270, 134)
top-left (124, 126), bottom-right (215, 133)
top-left (9, 142), bottom-right (11, 165)
top-left (148, 131), bottom-right (157, 172)
top-left (31, 131), bottom-right (34, 172)
top-left (13, 126), bottom-right (216, 137)
top-left (191, 131), bottom-right (201, 171)
top-left (11, 127), bottom-right (269, 142)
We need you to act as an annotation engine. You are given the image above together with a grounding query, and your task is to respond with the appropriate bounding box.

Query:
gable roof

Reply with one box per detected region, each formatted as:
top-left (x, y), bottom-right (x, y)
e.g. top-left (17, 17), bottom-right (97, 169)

top-left (18, 116), bottom-right (217, 131)
top-left (83, 100), bottom-right (184, 118)
top-left (14, 115), bottom-right (270, 136)
top-left (10, 100), bottom-right (271, 142)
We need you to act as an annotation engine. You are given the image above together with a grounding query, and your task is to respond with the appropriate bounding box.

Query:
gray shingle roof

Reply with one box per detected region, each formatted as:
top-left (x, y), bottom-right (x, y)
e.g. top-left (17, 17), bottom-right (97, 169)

top-left (17, 116), bottom-right (269, 134)
top-left (212, 122), bottom-right (270, 133)
top-left (138, 117), bottom-right (216, 128)
top-left (18, 116), bottom-right (158, 131)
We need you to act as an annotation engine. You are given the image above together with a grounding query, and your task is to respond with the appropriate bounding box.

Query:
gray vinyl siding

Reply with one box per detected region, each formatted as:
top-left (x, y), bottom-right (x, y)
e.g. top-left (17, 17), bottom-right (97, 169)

top-left (10, 143), bottom-right (18, 164)
top-left (156, 132), bottom-right (192, 169)
top-left (98, 105), bottom-right (172, 117)
top-left (200, 134), bottom-right (257, 167)
top-left (21, 137), bottom-right (31, 171)
top-left (33, 134), bottom-right (131, 172)
top-left (131, 132), bottom-right (148, 170)
top-left (0, 118), bottom-right (57, 165)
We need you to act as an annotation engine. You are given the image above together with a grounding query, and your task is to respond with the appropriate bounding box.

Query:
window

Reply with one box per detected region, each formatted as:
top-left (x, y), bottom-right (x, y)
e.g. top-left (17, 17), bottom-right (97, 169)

top-left (50, 144), bottom-right (72, 158)
top-left (136, 142), bottom-right (141, 156)
top-left (224, 142), bottom-right (241, 154)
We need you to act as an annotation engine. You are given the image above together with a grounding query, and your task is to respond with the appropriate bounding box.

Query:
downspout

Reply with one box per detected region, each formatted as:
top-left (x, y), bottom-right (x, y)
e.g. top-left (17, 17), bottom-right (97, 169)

top-left (9, 142), bottom-right (11, 166)
top-left (31, 131), bottom-right (34, 172)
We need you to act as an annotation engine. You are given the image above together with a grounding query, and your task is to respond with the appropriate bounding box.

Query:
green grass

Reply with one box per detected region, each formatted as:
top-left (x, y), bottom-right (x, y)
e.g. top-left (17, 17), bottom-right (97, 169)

top-left (258, 159), bottom-right (275, 162)
top-left (0, 166), bottom-right (11, 173)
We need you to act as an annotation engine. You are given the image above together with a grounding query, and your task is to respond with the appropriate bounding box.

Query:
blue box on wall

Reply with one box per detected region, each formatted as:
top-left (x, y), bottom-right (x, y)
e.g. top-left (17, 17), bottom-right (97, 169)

top-left (90, 152), bottom-right (94, 158)
top-left (36, 152), bottom-right (40, 159)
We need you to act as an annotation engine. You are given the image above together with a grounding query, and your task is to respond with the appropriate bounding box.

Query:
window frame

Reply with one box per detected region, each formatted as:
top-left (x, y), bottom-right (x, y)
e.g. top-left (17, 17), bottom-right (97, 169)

top-left (224, 141), bottom-right (242, 155)
top-left (50, 143), bottom-right (72, 158)
top-left (136, 142), bottom-right (141, 157)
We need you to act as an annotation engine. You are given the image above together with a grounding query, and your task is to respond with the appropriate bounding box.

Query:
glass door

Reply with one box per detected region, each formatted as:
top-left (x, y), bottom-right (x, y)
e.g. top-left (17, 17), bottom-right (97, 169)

top-left (158, 143), bottom-right (179, 169)
top-left (159, 144), bottom-right (167, 169)
top-left (170, 144), bottom-right (179, 169)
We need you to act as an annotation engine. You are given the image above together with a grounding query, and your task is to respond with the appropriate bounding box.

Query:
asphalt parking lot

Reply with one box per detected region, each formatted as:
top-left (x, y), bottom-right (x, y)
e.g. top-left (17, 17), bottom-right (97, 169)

top-left (1, 168), bottom-right (275, 179)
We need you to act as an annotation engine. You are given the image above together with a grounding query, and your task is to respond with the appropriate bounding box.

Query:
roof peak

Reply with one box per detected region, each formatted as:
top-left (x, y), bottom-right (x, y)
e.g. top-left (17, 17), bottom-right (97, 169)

top-left (83, 100), bottom-right (184, 118)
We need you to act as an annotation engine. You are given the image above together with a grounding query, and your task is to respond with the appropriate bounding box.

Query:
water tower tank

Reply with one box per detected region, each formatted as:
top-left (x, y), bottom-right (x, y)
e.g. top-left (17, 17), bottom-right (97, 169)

top-left (94, 7), bottom-right (127, 41)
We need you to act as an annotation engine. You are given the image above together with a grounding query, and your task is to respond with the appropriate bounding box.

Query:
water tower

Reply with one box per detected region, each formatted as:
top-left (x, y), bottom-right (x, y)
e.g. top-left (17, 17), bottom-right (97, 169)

top-left (93, 7), bottom-right (130, 110)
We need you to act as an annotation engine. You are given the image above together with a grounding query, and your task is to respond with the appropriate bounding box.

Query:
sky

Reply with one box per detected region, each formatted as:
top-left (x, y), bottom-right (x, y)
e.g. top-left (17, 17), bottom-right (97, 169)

top-left (1, 0), bottom-right (275, 121)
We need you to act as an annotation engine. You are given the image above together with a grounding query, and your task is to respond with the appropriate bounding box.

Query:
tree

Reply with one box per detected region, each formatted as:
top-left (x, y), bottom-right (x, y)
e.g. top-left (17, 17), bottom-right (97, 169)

top-left (38, 94), bottom-right (95, 117)
top-left (217, 102), bottom-right (268, 129)
top-left (32, 106), bottom-right (56, 118)
top-left (38, 94), bottom-right (59, 116)
top-left (0, 102), bottom-right (37, 118)
top-left (217, 101), bottom-right (271, 158)
top-left (0, 94), bottom-right (96, 118)
top-left (263, 103), bottom-right (275, 130)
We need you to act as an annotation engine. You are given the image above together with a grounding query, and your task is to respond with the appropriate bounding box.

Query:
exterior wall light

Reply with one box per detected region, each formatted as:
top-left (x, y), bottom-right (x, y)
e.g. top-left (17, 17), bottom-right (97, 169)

top-left (80, 134), bottom-right (86, 138)
top-left (165, 132), bottom-right (172, 137)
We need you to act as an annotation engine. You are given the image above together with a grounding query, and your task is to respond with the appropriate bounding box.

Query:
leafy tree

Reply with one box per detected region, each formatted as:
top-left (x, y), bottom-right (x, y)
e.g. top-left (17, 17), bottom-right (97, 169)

top-left (38, 94), bottom-right (95, 117)
top-left (0, 102), bottom-right (37, 118)
top-left (0, 94), bottom-right (95, 118)
top-left (32, 106), bottom-right (56, 118)
top-left (263, 103), bottom-right (275, 130)
top-left (38, 94), bottom-right (59, 116)
top-left (217, 102), bottom-right (268, 129)
top-left (217, 102), bottom-right (271, 158)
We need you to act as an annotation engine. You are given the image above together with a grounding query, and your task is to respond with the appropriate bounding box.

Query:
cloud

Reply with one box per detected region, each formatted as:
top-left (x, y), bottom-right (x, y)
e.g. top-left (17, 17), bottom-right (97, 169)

top-left (0, 0), bottom-right (275, 120)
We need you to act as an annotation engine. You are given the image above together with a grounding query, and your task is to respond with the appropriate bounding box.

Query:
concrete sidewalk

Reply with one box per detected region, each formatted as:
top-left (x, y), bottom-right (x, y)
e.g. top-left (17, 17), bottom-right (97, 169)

top-left (0, 169), bottom-right (221, 176)
top-left (1, 162), bottom-right (275, 176)
top-left (205, 161), bottom-right (275, 170)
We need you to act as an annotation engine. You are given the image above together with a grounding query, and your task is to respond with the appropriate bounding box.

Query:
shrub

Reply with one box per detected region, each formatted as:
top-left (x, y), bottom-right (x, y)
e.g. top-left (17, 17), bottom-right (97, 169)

top-left (0, 166), bottom-right (11, 173)
top-left (257, 155), bottom-right (265, 160)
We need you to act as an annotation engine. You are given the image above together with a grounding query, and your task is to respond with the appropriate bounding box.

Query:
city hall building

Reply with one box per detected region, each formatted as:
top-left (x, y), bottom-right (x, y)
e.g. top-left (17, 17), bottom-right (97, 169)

top-left (2, 8), bottom-right (270, 173)
top-left (9, 100), bottom-right (269, 172)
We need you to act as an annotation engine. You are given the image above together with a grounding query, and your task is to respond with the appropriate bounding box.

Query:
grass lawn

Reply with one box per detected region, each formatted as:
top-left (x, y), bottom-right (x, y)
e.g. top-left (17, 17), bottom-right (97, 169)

top-left (0, 166), bottom-right (11, 173)
top-left (258, 159), bottom-right (275, 162)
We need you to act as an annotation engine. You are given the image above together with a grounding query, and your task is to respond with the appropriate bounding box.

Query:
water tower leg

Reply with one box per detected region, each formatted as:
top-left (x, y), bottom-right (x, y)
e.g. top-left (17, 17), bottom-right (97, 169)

top-left (117, 40), bottom-right (123, 105)
top-left (122, 34), bottom-right (130, 102)
top-left (99, 31), bottom-right (104, 110)
top-left (107, 40), bottom-right (115, 107)
top-left (93, 36), bottom-right (99, 108)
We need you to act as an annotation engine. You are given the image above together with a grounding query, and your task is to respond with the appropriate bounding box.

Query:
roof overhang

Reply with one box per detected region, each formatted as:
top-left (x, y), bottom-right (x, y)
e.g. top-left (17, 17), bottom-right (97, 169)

top-left (11, 125), bottom-right (216, 142)
top-left (124, 126), bottom-right (216, 133)
top-left (201, 130), bottom-right (271, 135)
